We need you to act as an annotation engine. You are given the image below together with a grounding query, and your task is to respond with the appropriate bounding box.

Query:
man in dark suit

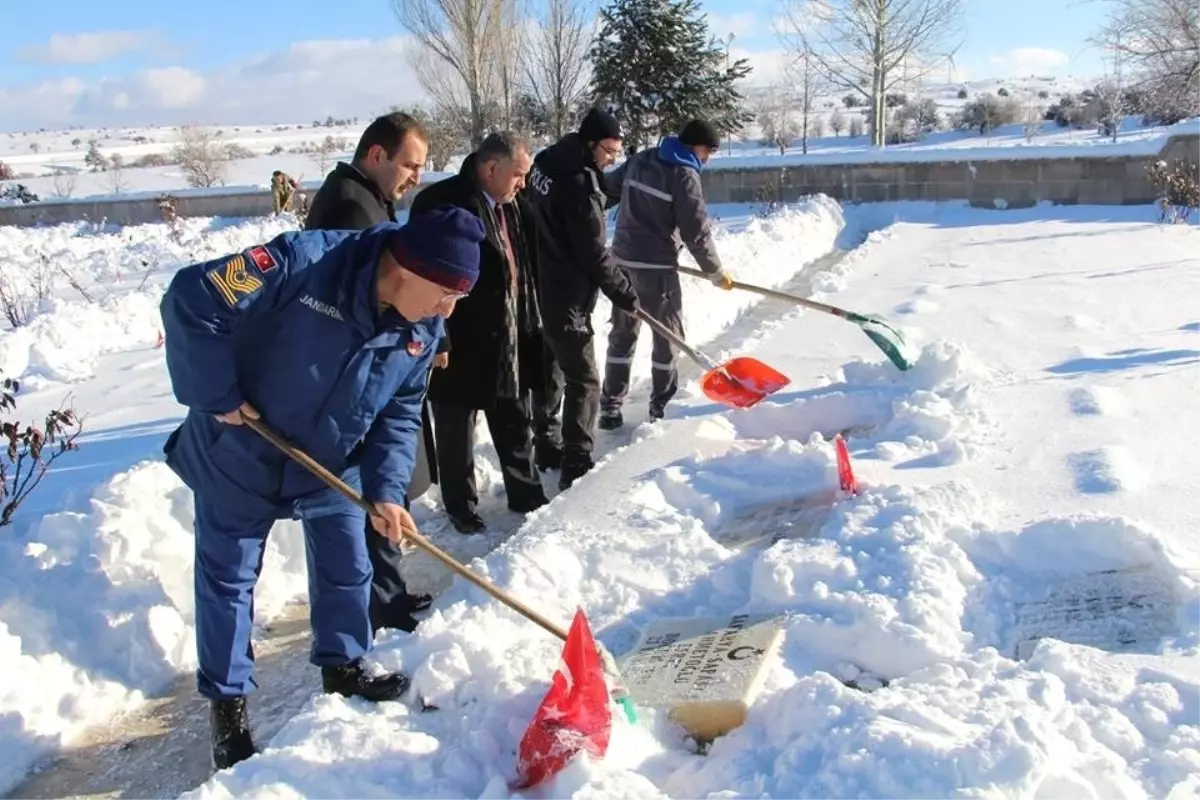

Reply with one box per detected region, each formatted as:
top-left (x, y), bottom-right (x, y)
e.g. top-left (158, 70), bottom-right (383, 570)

top-left (305, 111), bottom-right (438, 630)
top-left (409, 132), bottom-right (550, 533)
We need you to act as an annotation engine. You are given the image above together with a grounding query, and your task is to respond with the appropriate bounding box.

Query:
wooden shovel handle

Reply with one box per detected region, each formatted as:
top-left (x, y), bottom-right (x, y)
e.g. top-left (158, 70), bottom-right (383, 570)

top-left (242, 416), bottom-right (571, 642)
top-left (676, 265), bottom-right (851, 320)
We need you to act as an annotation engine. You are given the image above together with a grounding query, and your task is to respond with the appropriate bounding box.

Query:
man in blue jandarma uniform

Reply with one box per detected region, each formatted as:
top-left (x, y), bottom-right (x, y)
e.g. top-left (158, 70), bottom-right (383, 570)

top-left (158, 205), bottom-right (485, 771)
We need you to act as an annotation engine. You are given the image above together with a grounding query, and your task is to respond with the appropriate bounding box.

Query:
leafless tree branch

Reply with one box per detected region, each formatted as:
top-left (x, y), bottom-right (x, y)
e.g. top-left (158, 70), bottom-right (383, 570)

top-left (779, 0), bottom-right (964, 147)
top-left (522, 0), bottom-right (595, 138)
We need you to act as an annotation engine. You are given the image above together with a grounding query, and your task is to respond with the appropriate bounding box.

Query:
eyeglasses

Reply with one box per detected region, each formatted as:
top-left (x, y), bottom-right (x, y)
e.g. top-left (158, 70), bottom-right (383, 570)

top-left (598, 142), bottom-right (622, 158)
top-left (437, 287), bottom-right (469, 305)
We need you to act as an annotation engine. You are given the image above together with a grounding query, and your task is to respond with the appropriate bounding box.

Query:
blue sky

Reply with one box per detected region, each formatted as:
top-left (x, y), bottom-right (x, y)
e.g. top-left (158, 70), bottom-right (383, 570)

top-left (2, 0), bottom-right (1111, 130)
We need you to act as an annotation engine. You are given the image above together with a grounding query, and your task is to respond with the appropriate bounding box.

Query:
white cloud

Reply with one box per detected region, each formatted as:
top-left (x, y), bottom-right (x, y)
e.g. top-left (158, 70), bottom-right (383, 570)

top-left (0, 36), bottom-right (428, 131)
top-left (988, 47), bottom-right (1071, 76)
top-left (17, 30), bottom-right (159, 65)
top-left (734, 46), bottom-right (792, 88)
top-left (704, 11), bottom-right (759, 39)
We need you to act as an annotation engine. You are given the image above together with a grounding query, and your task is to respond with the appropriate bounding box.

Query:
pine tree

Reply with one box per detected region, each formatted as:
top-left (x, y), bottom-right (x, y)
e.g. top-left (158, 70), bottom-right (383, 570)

top-left (589, 0), bottom-right (752, 152)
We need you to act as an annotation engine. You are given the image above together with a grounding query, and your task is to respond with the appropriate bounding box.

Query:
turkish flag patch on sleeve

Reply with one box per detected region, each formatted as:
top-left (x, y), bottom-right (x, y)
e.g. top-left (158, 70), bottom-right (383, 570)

top-left (248, 246), bottom-right (277, 273)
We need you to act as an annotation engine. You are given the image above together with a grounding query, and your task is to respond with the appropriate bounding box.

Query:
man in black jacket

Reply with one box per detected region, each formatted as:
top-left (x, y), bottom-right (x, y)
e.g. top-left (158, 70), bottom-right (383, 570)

top-left (523, 108), bottom-right (640, 490)
top-left (410, 133), bottom-right (549, 533)
top-left (305, 111), bottom-right (437, 631)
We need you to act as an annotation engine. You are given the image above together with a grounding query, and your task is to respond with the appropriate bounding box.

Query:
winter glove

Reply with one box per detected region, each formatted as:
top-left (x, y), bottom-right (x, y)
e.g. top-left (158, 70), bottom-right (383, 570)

top-left (608, 287), bottom-right (640, 314)
top-left (710, 270), bottom-right (735, 290)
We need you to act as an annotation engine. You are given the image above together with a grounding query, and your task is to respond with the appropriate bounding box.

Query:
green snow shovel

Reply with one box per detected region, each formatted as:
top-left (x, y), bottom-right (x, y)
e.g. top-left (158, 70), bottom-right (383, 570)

top-left (678, 265), bottom-right (917, 371)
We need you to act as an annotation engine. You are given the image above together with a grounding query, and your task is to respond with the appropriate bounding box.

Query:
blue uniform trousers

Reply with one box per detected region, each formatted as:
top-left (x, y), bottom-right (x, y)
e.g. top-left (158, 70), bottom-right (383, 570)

top-left (193, 470), bottom-right (372, 700)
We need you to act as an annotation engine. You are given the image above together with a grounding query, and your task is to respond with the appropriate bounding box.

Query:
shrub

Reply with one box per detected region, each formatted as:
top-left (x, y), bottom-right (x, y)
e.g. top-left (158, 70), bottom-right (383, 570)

top-left (955, 94), bottom-right (1021, 134)
top-left (0, 376), bottom-right (82, 527)
top-left (1147, 159), bottom-right (1200, 223)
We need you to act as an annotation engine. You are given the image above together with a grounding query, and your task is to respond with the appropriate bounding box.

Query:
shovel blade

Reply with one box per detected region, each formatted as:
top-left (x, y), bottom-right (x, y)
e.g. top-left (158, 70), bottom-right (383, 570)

top-left (700, 357), bottom-right (791, 409)
top-left (852, 315), bottom-right (917, 371)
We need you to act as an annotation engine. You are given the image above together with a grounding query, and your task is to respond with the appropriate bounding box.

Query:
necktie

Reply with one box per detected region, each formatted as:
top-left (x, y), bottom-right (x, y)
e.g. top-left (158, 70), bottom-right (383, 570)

top-left (497, 205), bottom-right (518, 294)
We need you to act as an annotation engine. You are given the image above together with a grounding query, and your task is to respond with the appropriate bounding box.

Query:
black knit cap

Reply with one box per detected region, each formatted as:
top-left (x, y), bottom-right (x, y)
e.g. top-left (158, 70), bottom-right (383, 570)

top-left (679, 119), bottom-right (720, 149)
top-left (578, 107), bottom-right (622, 142)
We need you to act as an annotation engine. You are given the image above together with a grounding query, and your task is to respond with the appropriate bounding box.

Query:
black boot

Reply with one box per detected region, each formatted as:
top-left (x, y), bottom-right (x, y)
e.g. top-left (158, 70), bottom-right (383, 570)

top-left (210, 696), bottom-right (256, 771)
top-left (535, 439), bottom-right (563, 472)
top-left (447, 509), bottom-right (486, 534)
top-left (598, 408), bottom-right (623, 431)
top-left (321, 658), bottom-right (410, 702)
top-left (558, 454), bottom-right (595, 491)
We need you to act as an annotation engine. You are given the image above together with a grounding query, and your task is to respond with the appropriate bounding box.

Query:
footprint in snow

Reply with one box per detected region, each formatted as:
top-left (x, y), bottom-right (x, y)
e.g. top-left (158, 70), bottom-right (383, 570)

top-left (1064, 314), bottom-right (1101, 331)
top-left (1068, 446), bottom-right (1146, 494)
top-left (1068, 386), bottom-right (1128, 417)
top-left (895, 298), bottom-right (939, 315)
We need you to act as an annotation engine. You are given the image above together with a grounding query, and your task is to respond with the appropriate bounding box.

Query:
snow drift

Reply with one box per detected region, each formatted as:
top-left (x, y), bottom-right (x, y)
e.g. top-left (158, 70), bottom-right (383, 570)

top-left (0, 199), bottom-right (848, 793)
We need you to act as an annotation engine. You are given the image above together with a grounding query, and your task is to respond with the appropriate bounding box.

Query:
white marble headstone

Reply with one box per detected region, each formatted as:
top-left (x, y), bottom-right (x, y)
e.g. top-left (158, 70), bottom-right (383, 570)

top-left (618, 613), bottom-right (785, 741)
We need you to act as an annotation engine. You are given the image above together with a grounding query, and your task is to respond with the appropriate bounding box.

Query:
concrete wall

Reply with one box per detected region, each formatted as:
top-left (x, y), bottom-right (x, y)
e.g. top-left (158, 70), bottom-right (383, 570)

top-left (2, 134), bottom-right (1196, 228)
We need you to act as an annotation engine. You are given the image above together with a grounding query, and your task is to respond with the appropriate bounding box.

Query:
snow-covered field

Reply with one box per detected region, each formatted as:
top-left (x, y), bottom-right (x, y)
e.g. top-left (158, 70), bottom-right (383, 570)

top-left (0, 196), bottom-right (1197, 798)
top-left (3, 73), bottom-right (1195, 206)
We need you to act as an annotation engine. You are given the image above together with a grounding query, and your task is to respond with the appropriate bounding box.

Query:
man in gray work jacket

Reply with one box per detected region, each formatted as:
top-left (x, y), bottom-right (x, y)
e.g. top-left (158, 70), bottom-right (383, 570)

top-left (599, 119), bottom-right (734, 429)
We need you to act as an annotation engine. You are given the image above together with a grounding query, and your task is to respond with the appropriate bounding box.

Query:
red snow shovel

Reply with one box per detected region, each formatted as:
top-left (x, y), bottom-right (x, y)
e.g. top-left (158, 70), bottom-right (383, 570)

top-left (634, 307), bottom-right (789, 409)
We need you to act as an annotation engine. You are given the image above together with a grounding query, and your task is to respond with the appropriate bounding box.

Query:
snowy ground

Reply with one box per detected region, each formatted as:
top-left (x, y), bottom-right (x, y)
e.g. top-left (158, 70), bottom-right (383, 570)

top-left (3, 73), bottom-right (1194, 204)
top-left (1, 197), bottom-right (1198, 798)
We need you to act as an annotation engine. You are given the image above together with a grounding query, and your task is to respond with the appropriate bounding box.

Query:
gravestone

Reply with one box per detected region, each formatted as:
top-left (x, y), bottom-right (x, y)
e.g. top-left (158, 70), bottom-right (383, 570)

top-left (1012, 564), bottom-right (1181, 660)
top-left (714, 490), bottom-right (836, 551)
top-left (618, 613), bottom-right (785, 742)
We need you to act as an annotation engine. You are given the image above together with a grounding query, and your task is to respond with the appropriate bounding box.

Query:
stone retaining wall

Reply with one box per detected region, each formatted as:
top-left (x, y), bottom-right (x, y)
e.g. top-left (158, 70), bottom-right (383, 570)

top-left (1, 134), bottom-right (1195, 228)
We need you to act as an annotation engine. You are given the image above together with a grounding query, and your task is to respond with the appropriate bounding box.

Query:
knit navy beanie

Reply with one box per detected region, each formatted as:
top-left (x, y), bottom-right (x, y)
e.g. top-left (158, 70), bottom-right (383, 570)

top-left (387, 205), bottom-right (486, 293)
top-left (679, 119), bottom-right (720, 149)
top-left (578, 107), bottom-right (622, 142)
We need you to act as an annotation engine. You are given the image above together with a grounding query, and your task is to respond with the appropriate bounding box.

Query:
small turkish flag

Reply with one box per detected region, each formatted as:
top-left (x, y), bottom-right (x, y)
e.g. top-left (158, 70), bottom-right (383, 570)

top-left (513, 609), bottom-right (612, 791)
top-left (835, 434), bottom-right (859, 495)
top-left (248, 246), bottom-right (277, 273)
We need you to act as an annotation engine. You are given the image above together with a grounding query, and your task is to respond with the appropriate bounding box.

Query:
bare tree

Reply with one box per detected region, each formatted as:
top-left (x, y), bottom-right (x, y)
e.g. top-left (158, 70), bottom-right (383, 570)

top-left (50, 169), bottom-right (78, 199)
top-left (106, 153), bottom-right (128, 194)
top-left (786, 47), bottom-right (825, 154)
top-left (393, 0), bottom-right (514, 146)
top-left (753, 92), bottom-right (799, 155)
top-left (1095, 0), bottom-right (1198, 123)
top-left (493, 0), bottom-right (524, 129)
top-left (780, 0), bottom-right (965, 147)
top-left (310, 135), bottom-right (343, 174)
top-left (1090, 11), bottom-right (1135, 141)
top-left (829, 106), bottom-right (847, 137)
top-left (523, 0), bottom-right (595, 139)
top-left (172, 125), bottom-right (227, 188)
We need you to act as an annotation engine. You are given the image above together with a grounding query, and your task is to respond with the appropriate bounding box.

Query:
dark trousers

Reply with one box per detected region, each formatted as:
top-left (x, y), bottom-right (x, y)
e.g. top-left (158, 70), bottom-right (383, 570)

top-left (433, 397), bottom-right (547, 515)
top-left (602, 269), bottom-right (685, 413)
top-left (532, 342), bottom-right (563, 448)
top-left (365, 524), bottom-right (413, 632)
top-left (193, 476), bottom-right (371, 700)
top-left (541, 327), bottom-right (600, 462)
top-left (365, 394), bottom-right (432, 631)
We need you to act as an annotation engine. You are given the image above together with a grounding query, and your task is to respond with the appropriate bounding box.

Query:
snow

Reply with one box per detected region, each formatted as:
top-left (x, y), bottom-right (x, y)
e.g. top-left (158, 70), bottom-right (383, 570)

top-left (1, 195), bottom-right (1198, 799)
top-left (2, 73), bottom-right (1195, 205)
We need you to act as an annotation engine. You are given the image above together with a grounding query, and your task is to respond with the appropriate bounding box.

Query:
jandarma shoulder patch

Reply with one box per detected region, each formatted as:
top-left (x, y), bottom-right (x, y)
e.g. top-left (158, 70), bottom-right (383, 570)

top-left (207, 253), bottom-right (263, 307)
